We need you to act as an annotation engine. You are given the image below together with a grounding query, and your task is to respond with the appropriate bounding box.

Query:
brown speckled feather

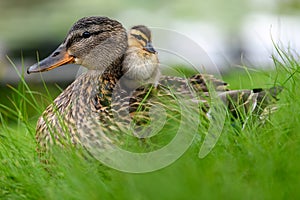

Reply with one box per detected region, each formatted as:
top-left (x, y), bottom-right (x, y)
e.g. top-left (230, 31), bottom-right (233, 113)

top-left (28, 17), bottom-right (282, 156)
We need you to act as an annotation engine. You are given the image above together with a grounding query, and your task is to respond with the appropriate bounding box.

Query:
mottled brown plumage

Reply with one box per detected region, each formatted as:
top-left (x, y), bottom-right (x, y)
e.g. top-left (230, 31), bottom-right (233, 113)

top-left (28, 17), bottom-right (128, 151)
top-left (27, 16), bottom-right (281, 154)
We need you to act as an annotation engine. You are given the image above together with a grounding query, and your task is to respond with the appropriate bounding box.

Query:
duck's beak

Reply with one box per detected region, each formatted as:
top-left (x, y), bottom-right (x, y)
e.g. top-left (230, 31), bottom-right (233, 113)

top-left (27, 44), bottom-right (75, 74)
top-left (143, 42), bottom-right (156, 54)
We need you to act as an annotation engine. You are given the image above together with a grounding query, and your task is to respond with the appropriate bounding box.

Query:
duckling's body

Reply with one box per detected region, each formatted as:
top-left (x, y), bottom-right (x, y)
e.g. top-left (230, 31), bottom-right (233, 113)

top-left (122, 25), bottom-right (160, 89)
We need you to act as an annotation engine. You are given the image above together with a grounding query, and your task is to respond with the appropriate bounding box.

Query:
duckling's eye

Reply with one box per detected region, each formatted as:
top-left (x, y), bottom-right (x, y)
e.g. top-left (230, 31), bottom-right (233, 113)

top-left (82, 31), bottom-right (91, 38)
top-left (132, 34), bottom-right (148, 44)
top-left (134, 34), bottom-right (143, 40)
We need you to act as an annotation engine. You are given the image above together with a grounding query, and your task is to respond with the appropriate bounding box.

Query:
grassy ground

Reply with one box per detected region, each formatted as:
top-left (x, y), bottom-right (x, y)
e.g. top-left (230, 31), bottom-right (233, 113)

top-left (1, 48), bottom-right (300, 200)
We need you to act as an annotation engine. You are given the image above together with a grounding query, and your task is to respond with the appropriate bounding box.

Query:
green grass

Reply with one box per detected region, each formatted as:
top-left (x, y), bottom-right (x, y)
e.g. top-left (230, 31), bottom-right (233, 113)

top-left (1, 47), bottom-right (300, 200)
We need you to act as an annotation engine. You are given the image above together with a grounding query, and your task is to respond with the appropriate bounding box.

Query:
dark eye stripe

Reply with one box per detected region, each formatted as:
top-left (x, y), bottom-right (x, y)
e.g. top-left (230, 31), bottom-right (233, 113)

top-left (66, 30), bottom-right (105, 48)
top-left (132, 34), bottom-right (148, 44)
top-left (82, 30), bottom-right (104, 38)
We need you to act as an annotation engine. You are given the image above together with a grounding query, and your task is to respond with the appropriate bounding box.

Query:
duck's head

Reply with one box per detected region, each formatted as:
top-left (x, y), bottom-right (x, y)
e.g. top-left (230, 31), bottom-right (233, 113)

top-left (27, 16), bottom-right (128, 74)
top-left (128, 25), bottom-right (156, 54)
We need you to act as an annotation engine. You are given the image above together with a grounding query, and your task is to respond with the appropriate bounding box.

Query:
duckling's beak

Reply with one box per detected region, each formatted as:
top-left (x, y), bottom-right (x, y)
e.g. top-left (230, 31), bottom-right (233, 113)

top-left (27, 44), bottom-right (75, 74)
top-left (143, 42), bottom-right (156, 54)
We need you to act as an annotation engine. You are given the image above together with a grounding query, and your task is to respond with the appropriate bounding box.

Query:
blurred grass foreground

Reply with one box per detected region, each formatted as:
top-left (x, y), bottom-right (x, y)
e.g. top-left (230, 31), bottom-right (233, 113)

top-left (1, 43), bottom-right (300, 199)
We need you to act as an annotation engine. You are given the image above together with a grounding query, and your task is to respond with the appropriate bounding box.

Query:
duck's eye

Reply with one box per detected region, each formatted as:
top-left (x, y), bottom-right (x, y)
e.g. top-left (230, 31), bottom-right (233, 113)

top-left (82, 31), bottom-right (91, 38)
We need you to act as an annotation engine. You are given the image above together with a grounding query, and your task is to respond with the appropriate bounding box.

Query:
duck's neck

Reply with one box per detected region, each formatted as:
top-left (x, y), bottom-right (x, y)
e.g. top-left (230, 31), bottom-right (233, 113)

top-left (101, 54), bottom-right (125, 81)
top-left (91, 54), bottom-right (125, 111)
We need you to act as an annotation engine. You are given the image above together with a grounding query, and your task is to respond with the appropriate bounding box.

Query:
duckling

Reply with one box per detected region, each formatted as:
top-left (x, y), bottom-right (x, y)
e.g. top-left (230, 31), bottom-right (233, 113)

top-left (121, 25), bottom-right (160, 90)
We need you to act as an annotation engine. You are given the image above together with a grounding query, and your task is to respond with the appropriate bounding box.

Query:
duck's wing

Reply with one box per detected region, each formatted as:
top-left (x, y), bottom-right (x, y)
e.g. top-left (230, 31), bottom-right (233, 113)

top-left (189, 74), bottom-right (229, 92)
top-left (124, 82), bottom-right (283, 129)
top-left (81, 75), bottom-right (283, 157)
top-left (162, 73), bottom-right (282, 117)
top-left (218, 86), bottom-right (283, 119)
top-left (159, 74), bottom-right (229, 93)
top-left (113, 73), bottom-right (282, 121)
top-left (91, 72), bottom-right (283, 138)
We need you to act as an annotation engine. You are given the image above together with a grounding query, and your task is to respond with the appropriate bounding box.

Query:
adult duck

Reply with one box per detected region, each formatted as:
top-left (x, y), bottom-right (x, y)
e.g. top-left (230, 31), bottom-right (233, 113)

top-left (27, 16), bottom-right (281, 153)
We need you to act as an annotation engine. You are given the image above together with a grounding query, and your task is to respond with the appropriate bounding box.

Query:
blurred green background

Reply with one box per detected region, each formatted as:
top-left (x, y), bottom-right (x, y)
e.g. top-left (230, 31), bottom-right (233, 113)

top-left (0, 0), bottom-right (298, 99)
top-left (0, 0), bottom-right (300, 83)
top-left (0, 0), bottom-right (300, 84)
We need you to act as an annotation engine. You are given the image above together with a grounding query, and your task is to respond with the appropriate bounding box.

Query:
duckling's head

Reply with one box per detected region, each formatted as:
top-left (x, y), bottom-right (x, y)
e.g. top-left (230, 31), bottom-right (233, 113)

top-left (128, 25), bottom-right (156, 54)
top-left (27, 16), bottom-right (128, 74)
